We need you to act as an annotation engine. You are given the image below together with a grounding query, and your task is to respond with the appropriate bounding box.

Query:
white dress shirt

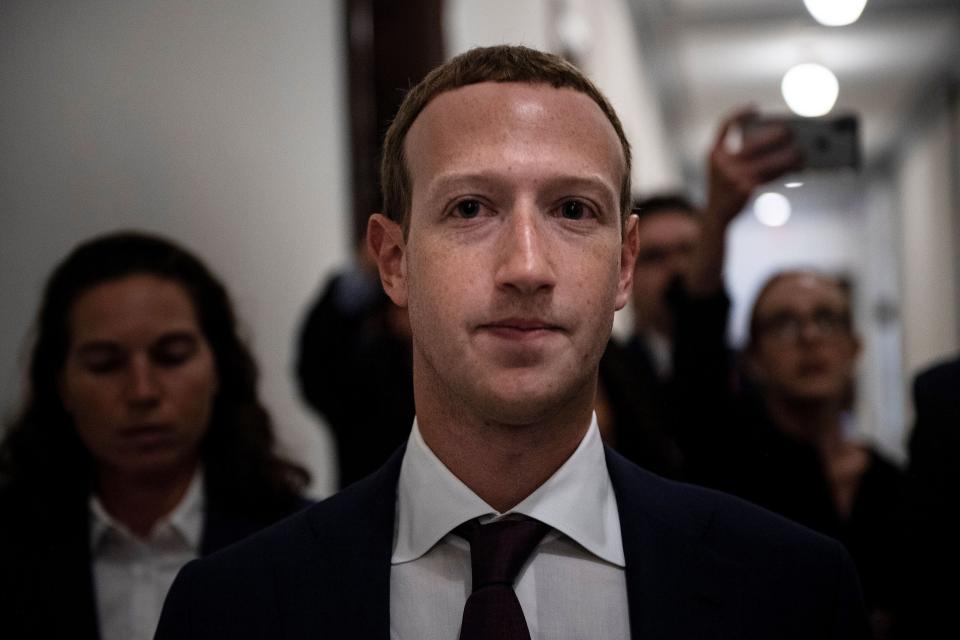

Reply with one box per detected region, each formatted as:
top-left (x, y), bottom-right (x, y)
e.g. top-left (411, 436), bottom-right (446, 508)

top-left (390, 416), bottom-right (630, 640)
top-left (89, 471), bottom-right (204, 640)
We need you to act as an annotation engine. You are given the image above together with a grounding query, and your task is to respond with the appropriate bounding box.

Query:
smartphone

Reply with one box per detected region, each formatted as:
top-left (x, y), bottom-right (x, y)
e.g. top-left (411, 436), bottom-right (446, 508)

top-left (743, 114), bottom-right (861, 171)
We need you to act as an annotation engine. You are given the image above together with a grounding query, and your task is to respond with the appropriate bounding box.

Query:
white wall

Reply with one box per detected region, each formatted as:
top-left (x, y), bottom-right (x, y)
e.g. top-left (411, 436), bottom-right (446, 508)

top-left (896, 94), bottom-right (960, 384)
top-left (0, 0), bottom-right (348, 497)
top-left (445, 0), bottom-right (552, 53)
top-left (857, 177), bottom-right (907, 460)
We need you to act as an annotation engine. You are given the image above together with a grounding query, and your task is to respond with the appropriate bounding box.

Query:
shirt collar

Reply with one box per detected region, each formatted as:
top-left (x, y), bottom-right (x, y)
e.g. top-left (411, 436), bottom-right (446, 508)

top-left (392, 416), bottom-right (624, 567)
top-left (89, 468), bottom-right (205, 551)
top-left (643, 329), bottom-right (673, 378)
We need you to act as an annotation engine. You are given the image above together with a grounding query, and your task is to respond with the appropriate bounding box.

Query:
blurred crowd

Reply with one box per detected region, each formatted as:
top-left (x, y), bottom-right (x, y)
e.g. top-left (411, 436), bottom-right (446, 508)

top-left (1, 107), bottom-right (956, 640)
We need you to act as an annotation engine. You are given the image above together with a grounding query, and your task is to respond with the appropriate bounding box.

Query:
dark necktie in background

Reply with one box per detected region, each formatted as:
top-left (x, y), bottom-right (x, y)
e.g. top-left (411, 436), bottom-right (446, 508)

top-left (455, 516), bottom-right (552, 640)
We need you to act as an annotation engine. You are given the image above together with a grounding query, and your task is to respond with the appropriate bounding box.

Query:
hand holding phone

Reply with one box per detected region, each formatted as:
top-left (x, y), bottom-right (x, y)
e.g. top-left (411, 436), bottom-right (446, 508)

top-left (742, 113), bottom-right (861, 171)
top-left (707, 108), bottom-right (804, 226)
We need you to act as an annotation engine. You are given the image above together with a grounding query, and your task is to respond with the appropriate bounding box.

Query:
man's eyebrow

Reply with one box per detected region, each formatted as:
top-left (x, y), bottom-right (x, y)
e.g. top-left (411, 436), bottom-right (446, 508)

top-left (424, 171), bottom-right (619, 204)
top-left (422, 172), bottom-right (505, 200)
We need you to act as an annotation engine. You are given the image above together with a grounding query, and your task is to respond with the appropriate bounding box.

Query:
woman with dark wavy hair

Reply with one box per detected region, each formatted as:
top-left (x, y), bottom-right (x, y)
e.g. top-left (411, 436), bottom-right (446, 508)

top-left (0, 231), bottom-right (310, 640)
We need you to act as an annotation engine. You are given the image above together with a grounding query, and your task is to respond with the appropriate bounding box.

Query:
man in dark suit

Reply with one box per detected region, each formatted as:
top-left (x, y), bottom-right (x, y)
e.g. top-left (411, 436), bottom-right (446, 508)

top-left (157, 45), bottom-right (868, 639)
top-left (894, 355), bottom-right (960, 638)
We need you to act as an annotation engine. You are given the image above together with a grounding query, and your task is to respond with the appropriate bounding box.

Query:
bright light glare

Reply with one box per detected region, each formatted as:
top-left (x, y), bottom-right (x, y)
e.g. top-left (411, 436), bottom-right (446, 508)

top-left (785, 182), bottom-right (804, 188)
top-left (754, 192), bottom-right (792, 227)
top-left (803, 0), bottom-right (868, 27)
top-left (781, 63), bottom-right (839, 117)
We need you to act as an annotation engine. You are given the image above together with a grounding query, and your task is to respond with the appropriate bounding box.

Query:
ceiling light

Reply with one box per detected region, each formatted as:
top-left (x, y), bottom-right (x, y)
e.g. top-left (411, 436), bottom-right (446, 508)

top-left (781, 63), bottom-right (839, 117)
top-left (803, 0), bottom-right (868, 27)
top-left (754, 192), bottom-right (792, 227)
top-left (785, 181), bottom-right (804, 188)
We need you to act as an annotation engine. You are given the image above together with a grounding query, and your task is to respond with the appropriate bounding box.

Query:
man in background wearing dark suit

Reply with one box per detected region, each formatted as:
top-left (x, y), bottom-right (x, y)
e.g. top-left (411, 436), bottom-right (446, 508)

top-left (157, 45), bottom-right (868, 639)
top-left (895, 355), bottom-right (960, 638)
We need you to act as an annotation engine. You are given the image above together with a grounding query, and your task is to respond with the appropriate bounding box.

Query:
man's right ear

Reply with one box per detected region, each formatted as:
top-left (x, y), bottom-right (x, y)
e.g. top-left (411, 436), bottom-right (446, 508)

top-left (367, 213), bottom-right (408, 307)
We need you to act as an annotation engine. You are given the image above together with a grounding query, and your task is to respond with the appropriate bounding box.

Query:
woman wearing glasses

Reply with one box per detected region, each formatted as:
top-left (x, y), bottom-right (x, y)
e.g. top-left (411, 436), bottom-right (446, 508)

top-left (674, 269), bottom-right (903, 638)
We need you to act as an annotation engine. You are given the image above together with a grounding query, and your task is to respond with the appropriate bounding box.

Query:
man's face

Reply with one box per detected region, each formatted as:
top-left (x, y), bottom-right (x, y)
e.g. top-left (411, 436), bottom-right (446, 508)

top-left (631, 210), bottom-right (700, 335)
top-left (373, 81), bottom-right (636, 426)
top-left (749, 274), bottom-right (859, 403)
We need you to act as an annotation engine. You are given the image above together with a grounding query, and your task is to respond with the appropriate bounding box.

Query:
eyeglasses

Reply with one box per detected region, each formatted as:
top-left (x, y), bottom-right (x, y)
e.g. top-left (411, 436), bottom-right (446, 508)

top-left (755, 309), bottom-right (851, 343)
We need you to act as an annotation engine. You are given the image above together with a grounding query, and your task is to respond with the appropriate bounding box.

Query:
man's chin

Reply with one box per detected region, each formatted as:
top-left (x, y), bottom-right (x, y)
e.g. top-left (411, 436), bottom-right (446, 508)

top-left (475, 382), bottom-right (587, 426)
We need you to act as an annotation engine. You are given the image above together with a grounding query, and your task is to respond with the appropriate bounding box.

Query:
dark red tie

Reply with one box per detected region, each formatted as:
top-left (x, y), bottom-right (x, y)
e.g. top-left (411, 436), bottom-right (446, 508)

top-left (455, 516), bottom-right (552, 640)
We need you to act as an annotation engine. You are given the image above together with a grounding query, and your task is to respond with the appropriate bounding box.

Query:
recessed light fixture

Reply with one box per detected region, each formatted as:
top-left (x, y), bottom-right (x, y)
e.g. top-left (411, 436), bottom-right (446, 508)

top-left (781, 63), bottom-right (839, 117)
top-left (754, 192), bottom-right (792, 227)
top-left (803, 0), bottom-right (868, 27)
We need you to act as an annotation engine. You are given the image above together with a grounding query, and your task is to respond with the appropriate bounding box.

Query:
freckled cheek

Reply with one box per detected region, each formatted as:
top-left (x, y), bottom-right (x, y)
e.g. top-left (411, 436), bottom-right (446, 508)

top-left (573, 244), bottom-right (621, 302)
top-left (409, 252), bottom-right (479, 317)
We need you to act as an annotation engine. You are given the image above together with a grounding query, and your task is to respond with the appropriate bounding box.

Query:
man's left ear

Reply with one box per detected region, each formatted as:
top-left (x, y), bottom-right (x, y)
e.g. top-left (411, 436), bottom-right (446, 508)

top-left (615, 213), bottom-right (639, 310)
top-left (367, 213), bottom-right (408, 307)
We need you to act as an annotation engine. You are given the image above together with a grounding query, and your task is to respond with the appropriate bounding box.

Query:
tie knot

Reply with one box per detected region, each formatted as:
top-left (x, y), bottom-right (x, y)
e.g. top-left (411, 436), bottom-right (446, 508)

top-left (456, 516), bottom-right (551, 591)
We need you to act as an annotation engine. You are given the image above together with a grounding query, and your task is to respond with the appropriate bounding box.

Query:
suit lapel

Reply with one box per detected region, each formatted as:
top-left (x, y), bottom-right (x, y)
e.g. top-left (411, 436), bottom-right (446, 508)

top-left (275, 447), bottom-right (404, 639)
top-left (262, 443), bottom-right (744, 639)
top-left (605, 447), bottom-right (743, 640)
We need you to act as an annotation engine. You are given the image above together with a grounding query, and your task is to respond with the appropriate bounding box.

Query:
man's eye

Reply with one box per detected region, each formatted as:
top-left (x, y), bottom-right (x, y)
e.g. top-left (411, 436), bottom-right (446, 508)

top-left (560, 200), bottom-right (587, 220)
top-left (454, 200), bottom-right (481, 218)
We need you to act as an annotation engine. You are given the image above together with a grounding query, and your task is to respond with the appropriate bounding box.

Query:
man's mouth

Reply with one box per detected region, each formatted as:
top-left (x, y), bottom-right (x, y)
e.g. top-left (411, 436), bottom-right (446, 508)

top-left (478, 318), bottom-right (564, 340)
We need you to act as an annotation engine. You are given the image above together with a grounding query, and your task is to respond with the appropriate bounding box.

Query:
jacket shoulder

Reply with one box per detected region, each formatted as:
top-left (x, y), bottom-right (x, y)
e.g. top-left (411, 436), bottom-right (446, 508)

top-left (156, 452), bottom-right (401, 639)
top-left (606, 449), bottom-right (868, 638)
top-left (613, 446), bottom-right (843, 541)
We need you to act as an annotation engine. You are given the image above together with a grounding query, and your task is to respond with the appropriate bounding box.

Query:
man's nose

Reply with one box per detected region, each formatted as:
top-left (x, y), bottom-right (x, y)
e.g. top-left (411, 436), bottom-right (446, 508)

top-left (125, 355), bottom-right (161, 407)
top-left (494, 207), bottom-right (555, 295)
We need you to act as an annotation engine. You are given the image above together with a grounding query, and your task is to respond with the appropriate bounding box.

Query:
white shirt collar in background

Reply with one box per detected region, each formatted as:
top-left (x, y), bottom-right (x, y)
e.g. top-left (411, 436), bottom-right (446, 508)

top-left (89, 469), bottom-right (205, 640)
top-left (89, 469), bottom-right (205, 552)
top-left (644, 328), bottom-right (674, 379)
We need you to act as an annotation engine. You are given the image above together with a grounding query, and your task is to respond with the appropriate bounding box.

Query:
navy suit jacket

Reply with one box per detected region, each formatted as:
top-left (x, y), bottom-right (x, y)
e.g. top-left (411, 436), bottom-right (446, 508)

top-left (157, 447), bottom-right (869, 639)
top-left (895, 356), bottom-right (960, 638)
